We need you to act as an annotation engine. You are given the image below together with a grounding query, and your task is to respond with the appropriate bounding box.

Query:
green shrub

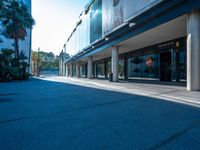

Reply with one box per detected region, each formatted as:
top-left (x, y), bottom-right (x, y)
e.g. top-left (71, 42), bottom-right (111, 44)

top-left (0, 49), bottom-right (31, 82)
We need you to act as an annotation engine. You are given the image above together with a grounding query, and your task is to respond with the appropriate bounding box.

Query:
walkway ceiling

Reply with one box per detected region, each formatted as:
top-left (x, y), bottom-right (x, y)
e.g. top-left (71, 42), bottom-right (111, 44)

top-left (79, 15), bottom-right (187, 63)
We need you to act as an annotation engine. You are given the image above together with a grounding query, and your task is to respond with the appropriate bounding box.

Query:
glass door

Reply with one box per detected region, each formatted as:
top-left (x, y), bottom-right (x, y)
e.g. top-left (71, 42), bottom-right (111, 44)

top-left (160, 51), bottom-right (172, 81)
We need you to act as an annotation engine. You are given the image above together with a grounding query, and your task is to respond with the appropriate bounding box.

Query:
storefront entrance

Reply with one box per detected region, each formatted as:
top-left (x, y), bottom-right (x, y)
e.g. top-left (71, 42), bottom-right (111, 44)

top-left (85, 38), bottom-right (186, 82)
top-left (160, 51), bottom-right (172, 81)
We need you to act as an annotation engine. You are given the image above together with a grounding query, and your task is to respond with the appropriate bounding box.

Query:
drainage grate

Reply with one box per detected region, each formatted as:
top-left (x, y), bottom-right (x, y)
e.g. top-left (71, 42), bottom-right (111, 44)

top-left (0, 93), bottom-right (17, 97)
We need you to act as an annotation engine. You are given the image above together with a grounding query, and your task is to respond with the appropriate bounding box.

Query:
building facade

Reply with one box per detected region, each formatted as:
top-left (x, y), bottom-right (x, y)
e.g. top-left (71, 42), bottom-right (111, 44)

top-left (61, 0), bottom-right (200, 91)
top-left (0, 0), bottom-right (32, 72)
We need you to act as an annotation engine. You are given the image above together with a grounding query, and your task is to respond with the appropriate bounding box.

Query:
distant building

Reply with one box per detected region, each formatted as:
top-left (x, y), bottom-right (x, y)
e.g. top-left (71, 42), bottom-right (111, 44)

top-left (59, 50), bottom-right (70, 76)
top-left (61, 0), bottom-right (200, 91)
top-left (0, 0), bottom-right (32, 72)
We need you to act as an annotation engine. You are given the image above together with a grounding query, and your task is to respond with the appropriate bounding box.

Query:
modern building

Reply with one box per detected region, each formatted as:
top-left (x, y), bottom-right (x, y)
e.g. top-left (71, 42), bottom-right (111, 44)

top-left (61, 0), bottom-right (200, 91)
top-left (0, 0), bottom-right (32, 72)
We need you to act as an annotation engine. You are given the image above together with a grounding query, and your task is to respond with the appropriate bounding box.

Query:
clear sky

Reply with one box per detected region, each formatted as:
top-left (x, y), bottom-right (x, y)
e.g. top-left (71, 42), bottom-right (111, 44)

top-left (32, 0), bottom-right (89, 55)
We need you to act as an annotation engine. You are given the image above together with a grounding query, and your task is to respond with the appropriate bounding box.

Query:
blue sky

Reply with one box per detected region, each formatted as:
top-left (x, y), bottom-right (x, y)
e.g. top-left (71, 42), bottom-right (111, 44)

top-left (32, 0), bottom-right (89, 55)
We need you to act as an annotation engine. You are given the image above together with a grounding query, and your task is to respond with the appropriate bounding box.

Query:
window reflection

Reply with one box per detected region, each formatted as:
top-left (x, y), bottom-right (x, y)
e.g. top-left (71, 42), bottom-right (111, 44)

top-left (119, 59), bottom-right (124, 78)
top-left (179, 49), bottom-right (186, 80)
top-left (128, 49), bottom-right (158, 79)
top-left (97, 63), bottom-right (105, 78)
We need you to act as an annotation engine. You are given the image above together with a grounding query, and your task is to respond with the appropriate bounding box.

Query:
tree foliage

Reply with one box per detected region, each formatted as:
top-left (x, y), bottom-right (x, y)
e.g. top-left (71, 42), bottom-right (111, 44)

top-left (32, 51), bottom-right (60, 72)
top-left (59, 51), bottom-right (70, 62)
top-left (40, 51), bottom-right (59, 70)
top-left (1, 0), bottom-right (35, 41)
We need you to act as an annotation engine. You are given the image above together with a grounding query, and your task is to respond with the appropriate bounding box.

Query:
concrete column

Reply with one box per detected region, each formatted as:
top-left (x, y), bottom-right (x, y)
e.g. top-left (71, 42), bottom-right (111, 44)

top-left (70, 64), bottom-right (73, 77)
top-left (63, 62), bottom-right (66, 76)
top-left (112, 46), bottom-right (119, 82)
top-left (66, 65), bottom-right (69, 77)
top-left (76, 63), bottom-right (80, 78)
top-left (87, 57), bottom-right (93, 79)
top-left (187, 9), bottom-right (200, 91)
top-left (59, 59), bottom-right (63, 76)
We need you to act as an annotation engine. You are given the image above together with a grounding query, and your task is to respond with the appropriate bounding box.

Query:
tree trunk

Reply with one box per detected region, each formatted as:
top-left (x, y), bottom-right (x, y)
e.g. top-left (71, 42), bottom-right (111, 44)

top-left (14, 38), bottom-right (21, 82)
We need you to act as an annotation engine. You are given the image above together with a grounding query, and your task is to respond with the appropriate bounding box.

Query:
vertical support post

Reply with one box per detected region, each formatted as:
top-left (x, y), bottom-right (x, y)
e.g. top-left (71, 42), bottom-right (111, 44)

top-left (63, 62), bottom-right (66, 76)
top-left (70, 64), bottom-right (73, 77)
top-left (112, 46), bottom-right (119, 82)
top-left (76, 63), bottom-right (80, 78)
top-left (66, 64), bottom-right (68, 77)
top-left (187, 9), bottom-right (200, 91)
top-left (87, 57), bottom-right (93, 79)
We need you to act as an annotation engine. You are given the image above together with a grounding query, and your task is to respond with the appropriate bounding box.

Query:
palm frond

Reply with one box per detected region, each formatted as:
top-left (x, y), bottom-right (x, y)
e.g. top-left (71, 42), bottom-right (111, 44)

top-left (1, 0), bottom-right (35, 41)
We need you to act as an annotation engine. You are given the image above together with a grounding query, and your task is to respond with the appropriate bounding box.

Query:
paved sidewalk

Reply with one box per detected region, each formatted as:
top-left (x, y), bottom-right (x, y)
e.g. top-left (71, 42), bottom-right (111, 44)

top-left (43, 76), bottom-right (200, 107)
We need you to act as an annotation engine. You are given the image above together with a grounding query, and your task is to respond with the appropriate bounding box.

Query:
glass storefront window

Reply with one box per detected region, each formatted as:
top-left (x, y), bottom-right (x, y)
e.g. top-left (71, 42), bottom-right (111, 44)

top-left (143, 54), bottom-right (156, 78)
top-left (128, 56), bottom-right (143, 78)
top-left (80, 64), bottom-right (87, 78)
top-left (73, 64), bottom-right (76, 77)
top-left (107, 61), bottom-right (111, 77)
top-left (119, 59), bottom-right (125, 78)
top-left (127, 49), bottom-right (159, 79)
top-left (68, 66), bottom-right (70, 76)
top-left (80, 65), bottom-right (84, 77)
top-left (97, 63), bottom-right (105, 78)
top-left (179, 49), bottom-right (186, 80)
top-left (171, 49), bottom-right (177, 81)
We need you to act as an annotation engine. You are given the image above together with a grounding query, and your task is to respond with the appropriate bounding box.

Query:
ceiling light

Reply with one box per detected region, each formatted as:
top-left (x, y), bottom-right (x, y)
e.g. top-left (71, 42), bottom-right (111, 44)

top-left (105, 37), bottom-right (109, 41)
top-left (129, 22), bottom-right (136, 28)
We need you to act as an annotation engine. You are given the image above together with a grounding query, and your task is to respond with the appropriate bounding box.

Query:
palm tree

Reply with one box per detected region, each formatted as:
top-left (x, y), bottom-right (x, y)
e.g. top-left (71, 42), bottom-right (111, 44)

top-left (0, 0), bottom-right (10, 9)
top-left (0, 0), bottom-right (5, 11)
top-left (0, 0), bottom-right (5, 43)
top-left (0, 0), bottom-right (11, 43)
top-left (0, 48), bottom-right (15, 81)
top-left (1, 0), bottom-right (35, 80)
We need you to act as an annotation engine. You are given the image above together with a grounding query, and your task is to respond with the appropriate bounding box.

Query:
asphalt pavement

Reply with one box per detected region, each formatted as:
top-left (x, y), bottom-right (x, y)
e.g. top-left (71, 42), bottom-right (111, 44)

top-left (0, 76), bottom-right (200, 150)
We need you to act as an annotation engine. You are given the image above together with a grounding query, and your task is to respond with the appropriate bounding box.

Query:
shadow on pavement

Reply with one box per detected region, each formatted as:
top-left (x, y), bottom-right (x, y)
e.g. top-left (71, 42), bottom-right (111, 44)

top-left (0, 77), bottom-right (200, 150)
